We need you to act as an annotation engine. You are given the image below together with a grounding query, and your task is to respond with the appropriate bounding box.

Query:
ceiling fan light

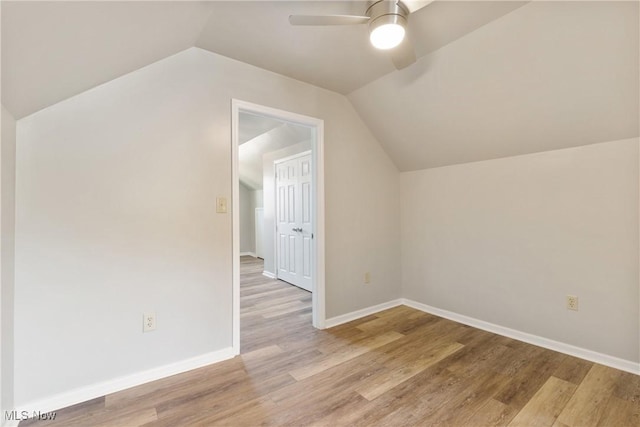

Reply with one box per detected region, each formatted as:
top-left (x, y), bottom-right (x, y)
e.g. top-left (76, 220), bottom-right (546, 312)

top-left (369, 14), bottom-right (406, 50)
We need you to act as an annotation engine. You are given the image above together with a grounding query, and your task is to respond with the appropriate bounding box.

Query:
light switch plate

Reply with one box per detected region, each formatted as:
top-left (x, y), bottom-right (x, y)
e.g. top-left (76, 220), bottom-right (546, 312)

top-left (216, 197), bottom-right (227, 213)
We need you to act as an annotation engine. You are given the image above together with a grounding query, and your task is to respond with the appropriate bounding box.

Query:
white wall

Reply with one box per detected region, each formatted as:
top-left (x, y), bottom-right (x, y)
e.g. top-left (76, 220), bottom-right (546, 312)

top-left (1, 105), bottom-right (17, 422)
top-left (239, 182), bottom-right (256, 254)
top-left (262, 141), bottom-right (312, 276)
top-left (15, 47), bottom-right (401, 407)
top-left (253, 189), bottom-right (263, 209)
top-left (401, 138), bottom-right (639, 363)
top-left (254, 189), bottom-right (264, 258)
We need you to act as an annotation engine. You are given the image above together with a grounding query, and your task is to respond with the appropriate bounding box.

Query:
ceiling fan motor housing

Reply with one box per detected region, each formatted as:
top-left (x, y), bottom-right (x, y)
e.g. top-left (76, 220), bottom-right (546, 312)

top-left (366, 0), bottom-right (409, 30)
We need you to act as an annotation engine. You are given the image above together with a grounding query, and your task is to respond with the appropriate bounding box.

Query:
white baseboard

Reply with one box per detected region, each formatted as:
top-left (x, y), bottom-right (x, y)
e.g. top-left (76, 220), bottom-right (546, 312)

top-left (318, 297), bottom-right (639, 375)
top-left (9, 300), bottom-right (637, 423)
top-left (324, 299), bottom-right (403, 328)
top-left (14, 347), bottom-right (235, 416)
top-left (262, 271), bottom-right (276, 279)
top-left (401, 298), bottom-right (639, 375)
top-left (239, 252), bottom-right (256, 257)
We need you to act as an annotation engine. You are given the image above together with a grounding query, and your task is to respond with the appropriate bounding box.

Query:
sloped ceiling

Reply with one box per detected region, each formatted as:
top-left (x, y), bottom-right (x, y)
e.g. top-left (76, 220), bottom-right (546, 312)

top-left (194, 1), bottom-right (526, 94)
top-left (2, 1), bottom-right (637, 171)
top-left (1, 1), bottom-right (526, 119)
top-left (239, 112), bottom-right (284, 145)
top-left (1, 1), bottom-right (215, 119)
top-left (349, 1), bottom-right (640, 171)
top-left (239, 122), bottom-right (312, 190)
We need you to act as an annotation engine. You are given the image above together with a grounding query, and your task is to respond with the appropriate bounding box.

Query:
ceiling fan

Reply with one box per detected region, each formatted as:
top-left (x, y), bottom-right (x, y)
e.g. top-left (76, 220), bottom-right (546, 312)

top-left (289, 1), bottom-right (433, 70)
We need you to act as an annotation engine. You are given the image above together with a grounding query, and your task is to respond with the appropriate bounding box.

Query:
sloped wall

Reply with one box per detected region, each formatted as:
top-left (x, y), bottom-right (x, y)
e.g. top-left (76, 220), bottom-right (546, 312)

top-left (349, 1), bottom-right (639, 171)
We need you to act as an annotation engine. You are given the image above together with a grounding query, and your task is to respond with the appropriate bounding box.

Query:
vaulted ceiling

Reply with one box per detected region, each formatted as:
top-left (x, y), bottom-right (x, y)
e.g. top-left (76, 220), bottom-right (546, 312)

top-left (239, 117), bottom-right (312, 190)
top-left (1, 1), bottom-right (526, 119)
top-left (1, 1), bottom-right (213, 119)
top-left (350, 1), bottom-right (640, 170)
top-left (2, 1), bottom-right (638, 171)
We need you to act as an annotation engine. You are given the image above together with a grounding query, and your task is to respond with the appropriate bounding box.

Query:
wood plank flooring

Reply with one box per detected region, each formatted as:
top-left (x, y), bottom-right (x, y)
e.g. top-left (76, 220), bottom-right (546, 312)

top-left (20, 256), bottom-right (639, 426)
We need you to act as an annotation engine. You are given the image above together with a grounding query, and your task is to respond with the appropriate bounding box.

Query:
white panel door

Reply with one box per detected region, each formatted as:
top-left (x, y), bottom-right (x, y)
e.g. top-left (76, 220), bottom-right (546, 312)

top-left (276, 153), bottom-right (312, 291)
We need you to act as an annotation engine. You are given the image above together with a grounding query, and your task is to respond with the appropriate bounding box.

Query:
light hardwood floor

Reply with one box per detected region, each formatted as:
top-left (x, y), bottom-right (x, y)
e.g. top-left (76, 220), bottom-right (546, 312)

top-left (21, 256), bottom-right (639, 426)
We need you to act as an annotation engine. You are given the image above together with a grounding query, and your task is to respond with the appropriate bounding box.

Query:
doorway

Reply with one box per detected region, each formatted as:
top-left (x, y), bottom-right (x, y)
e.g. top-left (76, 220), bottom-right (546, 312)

top-left (231, 100), bottom-right (325, 354)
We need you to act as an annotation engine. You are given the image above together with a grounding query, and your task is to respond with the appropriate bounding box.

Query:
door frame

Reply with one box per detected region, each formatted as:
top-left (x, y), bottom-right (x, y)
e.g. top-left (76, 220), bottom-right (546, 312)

top-left (231, 99), bottom-right (326, 355)
top-left (273, 150), bottom-right (313, 290)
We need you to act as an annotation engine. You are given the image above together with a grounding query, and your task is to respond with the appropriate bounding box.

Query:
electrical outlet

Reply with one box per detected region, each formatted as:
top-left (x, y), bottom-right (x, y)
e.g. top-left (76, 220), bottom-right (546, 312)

top-left (143, 312), bottom-right (156, 332)
top-left (364, 272), bottom-right (371, 284)
top-left (566, 295), bottom-right (579, 311)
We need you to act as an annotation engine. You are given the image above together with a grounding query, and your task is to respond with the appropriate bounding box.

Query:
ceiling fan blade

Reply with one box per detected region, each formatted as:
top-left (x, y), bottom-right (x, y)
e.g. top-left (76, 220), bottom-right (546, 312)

top-left (389, 34), bottom-right (416, 70)
top-left (402, 0), bottom-right (435, 14)
top-left (289, 15), bottom-right (370, 26)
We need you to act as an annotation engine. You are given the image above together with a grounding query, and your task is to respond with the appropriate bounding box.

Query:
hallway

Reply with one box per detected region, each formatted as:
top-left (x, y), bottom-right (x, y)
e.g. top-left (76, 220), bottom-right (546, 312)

top-left (240, 255), bottom-right (312, 353)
